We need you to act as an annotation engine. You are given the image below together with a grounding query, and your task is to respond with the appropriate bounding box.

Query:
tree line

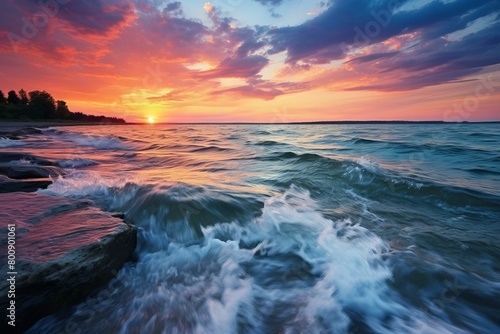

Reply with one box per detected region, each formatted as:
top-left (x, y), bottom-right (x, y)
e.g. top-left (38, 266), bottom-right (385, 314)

top-left (0, 89), bottom-right (125, 124)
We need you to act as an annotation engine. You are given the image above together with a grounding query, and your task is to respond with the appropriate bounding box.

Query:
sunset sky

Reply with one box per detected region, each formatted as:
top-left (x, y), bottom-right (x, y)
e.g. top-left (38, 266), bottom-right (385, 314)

top-left (1, 0), bottom-right (499, 123)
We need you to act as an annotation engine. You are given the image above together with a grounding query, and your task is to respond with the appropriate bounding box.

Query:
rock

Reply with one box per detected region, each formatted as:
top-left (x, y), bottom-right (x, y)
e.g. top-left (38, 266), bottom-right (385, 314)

top-left (0, 152), bottom-right (55, 166)
top-left (0, 127), bottom-right (43, 140)
top-left (0, 193), bottom-right (137, 332)
top-left (0, 164), bottom-right (64, 179)
top-left (0, 175), bottom-right (52, 193)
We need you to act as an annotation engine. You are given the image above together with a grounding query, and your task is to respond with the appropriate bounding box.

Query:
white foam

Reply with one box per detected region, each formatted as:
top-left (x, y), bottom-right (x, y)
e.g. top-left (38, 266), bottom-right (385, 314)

top-left (37, 171), bottom-right (139, 201)
top-left (354, 156), bottom-right (382, 172)
top-left (212, 185), bottom-right (391, 332)
top-left (70, 134), bottom-right (129, 149)
top-left (30, 184), bottom-right (471, 333)
top-left (10, 158), bottom-right (33, 165)
top-left (43, 129), bottom-right (130, 150)
top-left (203, 186), bottom-right (467, 333)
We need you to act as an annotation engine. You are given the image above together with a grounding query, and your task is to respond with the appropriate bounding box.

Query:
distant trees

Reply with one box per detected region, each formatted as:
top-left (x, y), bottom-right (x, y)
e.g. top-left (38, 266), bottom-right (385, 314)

top-left (56, 100), bottom-right (70, 119)
top-left (19, 89), bottom-right (29, 105)
top-left (28, 90), bottom-right (56, 119)
top-left (0, 88), bottom-right (125, 123)
top-left (7, 90), bottom-right (20, 105)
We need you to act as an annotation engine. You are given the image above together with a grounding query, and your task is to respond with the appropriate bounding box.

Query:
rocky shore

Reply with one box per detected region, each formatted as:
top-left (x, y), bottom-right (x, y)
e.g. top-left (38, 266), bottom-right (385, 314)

top-left (0, 125), bottom-right (137, 332)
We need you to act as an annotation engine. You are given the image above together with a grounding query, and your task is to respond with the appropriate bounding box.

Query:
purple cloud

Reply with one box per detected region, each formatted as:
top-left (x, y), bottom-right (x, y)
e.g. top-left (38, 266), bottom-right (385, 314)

top-left (197, 55), bottom-right (270, 79)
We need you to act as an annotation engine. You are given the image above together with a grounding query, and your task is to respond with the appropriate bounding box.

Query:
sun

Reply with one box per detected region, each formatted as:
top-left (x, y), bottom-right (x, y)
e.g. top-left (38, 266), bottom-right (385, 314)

top-left (147, 116), bottom-right (155, 124)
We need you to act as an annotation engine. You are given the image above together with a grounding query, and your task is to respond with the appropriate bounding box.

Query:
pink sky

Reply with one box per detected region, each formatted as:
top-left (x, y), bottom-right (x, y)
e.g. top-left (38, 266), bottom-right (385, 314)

top-left (1, 0), bottom-right (499, 123)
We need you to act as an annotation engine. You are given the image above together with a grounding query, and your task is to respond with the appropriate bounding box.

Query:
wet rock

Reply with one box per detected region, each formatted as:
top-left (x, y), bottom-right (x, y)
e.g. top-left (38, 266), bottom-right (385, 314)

top-left (0, 193), bottom-right (137, 332)
top-left (0, 164), bottom-right (64, 179)
top-left (0, 175), bottom-right (51, 193)
top-left (0, 152), bottom-right (55, 166)
top-left (0, 127), bottom-right (42, 140)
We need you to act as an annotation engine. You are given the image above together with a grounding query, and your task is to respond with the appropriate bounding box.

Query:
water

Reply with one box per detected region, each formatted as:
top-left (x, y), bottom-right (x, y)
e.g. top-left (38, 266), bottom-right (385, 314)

top-left (5, 123), bottom-right (499, 333)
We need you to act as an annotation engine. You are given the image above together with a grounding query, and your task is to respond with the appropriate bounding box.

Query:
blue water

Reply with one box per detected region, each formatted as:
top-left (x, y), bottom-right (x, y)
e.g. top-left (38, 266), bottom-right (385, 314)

top-left (5, 123), bottom-right (498, 333)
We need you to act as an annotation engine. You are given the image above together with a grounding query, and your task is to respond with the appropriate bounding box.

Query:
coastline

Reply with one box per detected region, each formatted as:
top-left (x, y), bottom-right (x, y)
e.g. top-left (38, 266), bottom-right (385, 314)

top-left (0, 121), bottom-right (128, 132)
top-left (0, 126), bottom-right (137, 331)
top-left (1, 122), bottom-right (499, 332)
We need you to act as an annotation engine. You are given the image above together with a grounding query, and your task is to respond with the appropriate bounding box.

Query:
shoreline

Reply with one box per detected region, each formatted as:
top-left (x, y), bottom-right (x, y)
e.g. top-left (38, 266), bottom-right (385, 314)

top-left (0, 121), bottom-right (128, 132)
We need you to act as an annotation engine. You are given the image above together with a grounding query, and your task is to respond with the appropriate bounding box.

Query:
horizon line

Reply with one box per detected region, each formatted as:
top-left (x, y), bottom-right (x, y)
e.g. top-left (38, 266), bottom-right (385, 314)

top-left (126, 120), bottom-right (500, 125)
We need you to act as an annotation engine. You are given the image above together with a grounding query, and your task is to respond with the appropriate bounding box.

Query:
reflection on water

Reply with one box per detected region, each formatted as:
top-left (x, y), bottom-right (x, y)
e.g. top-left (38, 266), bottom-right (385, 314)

top-left (6, 123), bottom-right (498, 333)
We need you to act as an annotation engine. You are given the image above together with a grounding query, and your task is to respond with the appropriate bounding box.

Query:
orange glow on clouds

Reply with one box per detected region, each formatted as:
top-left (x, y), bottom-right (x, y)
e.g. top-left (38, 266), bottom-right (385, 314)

top-left (0, 0), bottom-right (499, 122)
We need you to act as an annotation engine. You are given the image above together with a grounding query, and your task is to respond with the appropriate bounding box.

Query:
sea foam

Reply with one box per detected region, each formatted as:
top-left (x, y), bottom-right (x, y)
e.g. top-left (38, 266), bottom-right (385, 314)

top-left (31, 183), bottom-right (466, 333)
top-left (43, 129), bottom-right (131, 150)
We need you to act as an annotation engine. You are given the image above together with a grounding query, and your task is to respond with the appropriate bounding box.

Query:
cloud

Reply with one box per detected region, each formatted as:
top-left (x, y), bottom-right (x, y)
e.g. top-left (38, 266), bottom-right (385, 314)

top-left (165, 1), bottom-right (182, 12)
top-left (266, 0), bottom-right (500, 91)
top-left (211, 78), bottom-right (309, 100)
top-left (252, 0), bottom-right (285, 7)
top-left (197, 55), bottom-right (270, 79)
top-left (0, 0), bottom-right (137, 66)
top-left (2, 0), bottom-right (500, 117)
top-left (268, 0), bottom-right (493, 63)
top-left (211, 85), bottom-right (283, 100)
top-left (148, 89), bottom-right (186, 101)
top-left (58, 0), bottom-right (137, 37)
top-left (347, 51), bottom-right (400, 64)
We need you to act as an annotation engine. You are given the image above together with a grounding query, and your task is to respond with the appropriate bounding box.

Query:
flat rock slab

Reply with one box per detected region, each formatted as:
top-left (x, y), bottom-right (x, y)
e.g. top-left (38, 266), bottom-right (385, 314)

top-left (0, 175), bottom-right (52, 193)
top-left (0, 192), bottom-right (137, 332)
top-left (0, 152), bottom-right (55, 166)
top-left (0, 164), bottom-right (65, 179)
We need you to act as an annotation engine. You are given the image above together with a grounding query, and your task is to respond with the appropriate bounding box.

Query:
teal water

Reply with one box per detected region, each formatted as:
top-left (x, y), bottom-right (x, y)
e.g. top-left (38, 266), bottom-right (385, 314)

top-left (5, 123), bottom-right (498, 333)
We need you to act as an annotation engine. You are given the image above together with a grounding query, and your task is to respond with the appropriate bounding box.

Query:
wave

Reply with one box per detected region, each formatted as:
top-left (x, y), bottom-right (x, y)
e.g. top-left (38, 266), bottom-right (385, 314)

top-left (190, 146), bottom-right (232, 153)
top-left (349, 137), bottom-right (492, 157)
top-left (38, 171), bottom-right (138, 201)
top-left (351, 138), bottom-right (383, 144)
top-left (251, 130), bottom-right (271, 135)
top-left (22, 124), bottom-right (500, 333)
top-left (0, 137), bottom-right (25, 148)
top-left (260, 150), bottom-right (499, 210)
top-left (467, 132), bottom-right (500, 138)
top-left (57, 158), bottom-right (97, 168)
top-left (254, 140), bottom-right (286, 146)
top-left (70, 134), bottom-right (130, 150)
top-left (43, 129), bottom-right (131, 150)
top-left (466, 168), bottom-right (500, 176)
top-left (30, 184), bottom-right (472, 333)
top-left (341, 158), bottom-right (499, 209)
top-left (265, 151), bottom-right (334, 164)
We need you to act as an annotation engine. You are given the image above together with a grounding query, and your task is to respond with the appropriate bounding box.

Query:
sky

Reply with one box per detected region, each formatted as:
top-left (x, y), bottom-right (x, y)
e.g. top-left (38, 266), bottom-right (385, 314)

top-left (1, 0), bottom-right (499, 123)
